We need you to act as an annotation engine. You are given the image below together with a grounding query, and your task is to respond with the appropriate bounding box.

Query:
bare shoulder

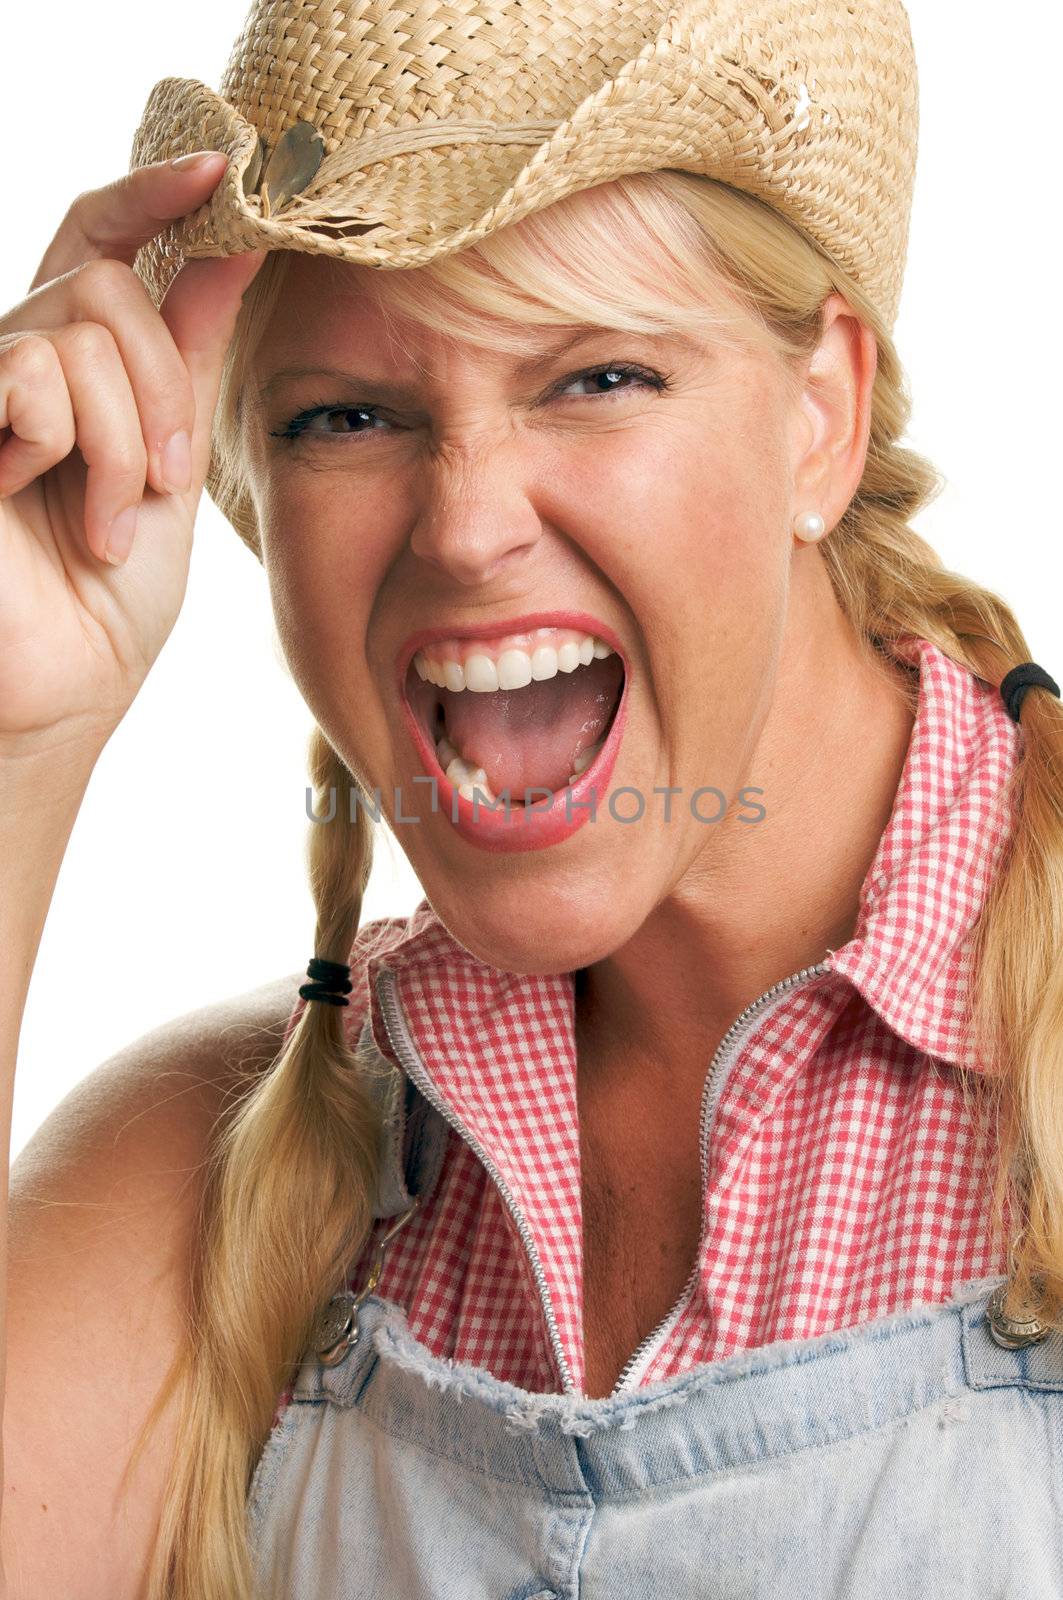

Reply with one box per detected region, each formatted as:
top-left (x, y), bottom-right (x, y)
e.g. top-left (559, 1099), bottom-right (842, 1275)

top-left (2, 971), bottom-right (305, 1600)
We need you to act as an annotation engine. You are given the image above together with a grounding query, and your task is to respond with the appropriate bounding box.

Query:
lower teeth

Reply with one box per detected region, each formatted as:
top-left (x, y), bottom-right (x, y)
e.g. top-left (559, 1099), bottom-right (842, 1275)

top-left (435, 733), bottom-right (604, 800)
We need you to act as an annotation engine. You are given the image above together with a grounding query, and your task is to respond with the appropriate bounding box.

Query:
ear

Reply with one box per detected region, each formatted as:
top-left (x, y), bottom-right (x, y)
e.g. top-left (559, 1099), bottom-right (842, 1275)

top-left (788, 294), bottom-right (878, 537)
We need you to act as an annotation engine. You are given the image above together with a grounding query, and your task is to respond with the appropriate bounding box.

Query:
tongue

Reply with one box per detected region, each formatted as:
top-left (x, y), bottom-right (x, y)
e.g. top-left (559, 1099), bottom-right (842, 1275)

top-left (443, 655), bottom-right (623, 797)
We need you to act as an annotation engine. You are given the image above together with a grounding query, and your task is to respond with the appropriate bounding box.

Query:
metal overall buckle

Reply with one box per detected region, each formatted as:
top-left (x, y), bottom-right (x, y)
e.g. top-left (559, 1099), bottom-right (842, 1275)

top-left (311, 1196), bottom-right (421, 1367)
top-left (986, 1226), bottom-right (1051, 1349)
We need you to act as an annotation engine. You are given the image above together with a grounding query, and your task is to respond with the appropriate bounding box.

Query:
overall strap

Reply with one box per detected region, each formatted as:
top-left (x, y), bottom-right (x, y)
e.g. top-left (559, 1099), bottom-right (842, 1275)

top-left (306, 1020), bottom-right (451, 1368)
top-left (962, 1287), bottom-right (1063, 1392)
top-left (354, 1016), bottom-right (450, 1220)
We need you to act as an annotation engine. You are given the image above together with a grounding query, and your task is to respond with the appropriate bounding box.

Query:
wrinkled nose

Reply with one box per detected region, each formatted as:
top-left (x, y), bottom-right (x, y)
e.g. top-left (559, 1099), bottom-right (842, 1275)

top-left (408, 439), bottom-right (543, 586)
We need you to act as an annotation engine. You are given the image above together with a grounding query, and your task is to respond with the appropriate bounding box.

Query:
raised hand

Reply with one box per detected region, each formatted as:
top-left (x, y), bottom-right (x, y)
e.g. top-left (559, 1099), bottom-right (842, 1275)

top-left (0, 152), bottom-right (264, 756)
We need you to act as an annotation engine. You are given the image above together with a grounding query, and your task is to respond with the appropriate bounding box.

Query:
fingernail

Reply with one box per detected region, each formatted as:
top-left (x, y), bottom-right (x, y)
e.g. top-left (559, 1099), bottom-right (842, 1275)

top-left (105, 506), bottom-right (138, 565)
top-left (160, 430), bottom-right (192, 494)
top-left (170, 150), bottom-right (224, 172)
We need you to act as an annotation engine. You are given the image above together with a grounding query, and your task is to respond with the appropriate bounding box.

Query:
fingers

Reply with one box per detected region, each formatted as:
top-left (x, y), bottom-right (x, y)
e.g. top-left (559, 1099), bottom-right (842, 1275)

top-left (0, 322), bottom-right (150, 565)
top-left (0, 335), bottom-right (76, 500)
top-left (0, 154), bottom-right (268, 565)
top-left (9, 257), bottom-right (199, 499)
top-left (3, 153), bottom-right (267, 519)
top-left (158, 250), bottom-right (266, 489)
top-left (28, 152), bottom-right (230, 290)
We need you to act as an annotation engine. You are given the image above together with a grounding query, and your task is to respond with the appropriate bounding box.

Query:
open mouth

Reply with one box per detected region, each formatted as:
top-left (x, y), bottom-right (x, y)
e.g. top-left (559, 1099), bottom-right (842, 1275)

top-left (402, 625), bottom-right (626, 805)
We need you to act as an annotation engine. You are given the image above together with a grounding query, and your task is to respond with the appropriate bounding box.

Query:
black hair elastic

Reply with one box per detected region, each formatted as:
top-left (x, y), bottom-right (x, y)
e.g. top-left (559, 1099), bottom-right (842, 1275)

top-left (999, 662), bottom-right (1061, 724)
top-left (299, 957), bottom-right (353, 1007)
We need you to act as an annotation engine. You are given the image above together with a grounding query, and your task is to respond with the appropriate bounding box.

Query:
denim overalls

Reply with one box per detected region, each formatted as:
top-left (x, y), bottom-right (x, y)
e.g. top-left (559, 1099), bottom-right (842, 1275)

top-left (247, 1030), bottom-right (1063, 1599)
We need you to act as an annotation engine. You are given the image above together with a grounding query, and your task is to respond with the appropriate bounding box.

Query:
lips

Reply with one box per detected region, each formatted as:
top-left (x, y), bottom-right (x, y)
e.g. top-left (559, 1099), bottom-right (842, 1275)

top-left (395, 610), bottom-right (630, 853)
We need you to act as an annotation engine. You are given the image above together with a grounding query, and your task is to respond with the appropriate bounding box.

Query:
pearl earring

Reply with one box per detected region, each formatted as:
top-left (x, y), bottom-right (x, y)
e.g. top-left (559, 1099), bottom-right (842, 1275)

top-left (792, 511), bottom-right (826, 542)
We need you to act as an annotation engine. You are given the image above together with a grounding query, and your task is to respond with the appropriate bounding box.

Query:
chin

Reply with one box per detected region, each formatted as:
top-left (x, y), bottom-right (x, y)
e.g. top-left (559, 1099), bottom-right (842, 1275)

top-left (421, 871), bottom-right (647, 976)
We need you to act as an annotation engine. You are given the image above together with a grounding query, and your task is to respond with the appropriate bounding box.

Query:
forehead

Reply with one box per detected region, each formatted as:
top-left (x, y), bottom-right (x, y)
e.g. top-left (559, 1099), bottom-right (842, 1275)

top-left (243, 173), bottom-right (788, 397)
top-left (257, 253), bottom-right (416, 348)
top-left (250, 250), bottom-right (718, 401)
top-left (251, 253), bottom-right (545, 398)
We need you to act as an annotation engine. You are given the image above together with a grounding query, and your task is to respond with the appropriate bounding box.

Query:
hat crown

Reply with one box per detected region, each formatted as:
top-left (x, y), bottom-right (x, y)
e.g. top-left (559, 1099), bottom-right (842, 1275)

top-left (219, 0), bottom-right (665, 151)
top-left (216, 0), bottom-right (916, 187)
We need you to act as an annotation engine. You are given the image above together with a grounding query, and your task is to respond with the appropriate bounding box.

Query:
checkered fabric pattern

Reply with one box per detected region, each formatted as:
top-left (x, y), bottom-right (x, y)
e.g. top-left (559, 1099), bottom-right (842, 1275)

top-left (274, 634), bottom-right (1024, 1409)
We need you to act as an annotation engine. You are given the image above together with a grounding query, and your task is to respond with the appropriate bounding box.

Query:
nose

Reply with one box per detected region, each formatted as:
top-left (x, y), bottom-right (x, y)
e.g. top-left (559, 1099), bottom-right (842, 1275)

top-left (407, 434), bottom-right (543, 587)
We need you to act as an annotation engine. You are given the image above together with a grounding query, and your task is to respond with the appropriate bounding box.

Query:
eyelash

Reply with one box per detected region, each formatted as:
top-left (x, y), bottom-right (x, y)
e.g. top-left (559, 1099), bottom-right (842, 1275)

top-left (268, 362), bottom-right (670, 441)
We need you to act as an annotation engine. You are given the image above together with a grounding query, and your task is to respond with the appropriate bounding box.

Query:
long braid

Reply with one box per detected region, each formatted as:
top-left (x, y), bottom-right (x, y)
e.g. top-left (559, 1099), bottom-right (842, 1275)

top-left (135, 729), bottom-right (382, 1599)
top-left (821, 336), bottom-right (1063, 1328)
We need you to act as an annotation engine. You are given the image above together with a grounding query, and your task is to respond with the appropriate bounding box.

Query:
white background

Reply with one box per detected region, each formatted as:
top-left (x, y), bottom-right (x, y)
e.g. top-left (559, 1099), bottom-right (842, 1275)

top-left (4, 1), bottom-right (1061, 1160)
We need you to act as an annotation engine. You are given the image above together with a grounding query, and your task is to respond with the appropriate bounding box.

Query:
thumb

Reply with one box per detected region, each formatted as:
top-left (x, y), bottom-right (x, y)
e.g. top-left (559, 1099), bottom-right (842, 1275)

top-left (160, 249), bottom-right (267, 489)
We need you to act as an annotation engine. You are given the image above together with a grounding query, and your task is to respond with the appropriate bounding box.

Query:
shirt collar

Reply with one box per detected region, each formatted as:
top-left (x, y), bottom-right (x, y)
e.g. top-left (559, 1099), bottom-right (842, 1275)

top-left (825, 633), bottom-right (1020, 1074)
top-left (357, 633), bottom-right (1021, 1081)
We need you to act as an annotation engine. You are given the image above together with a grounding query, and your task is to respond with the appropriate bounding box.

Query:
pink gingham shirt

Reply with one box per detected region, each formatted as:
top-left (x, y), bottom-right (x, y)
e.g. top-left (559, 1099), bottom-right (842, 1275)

top-left (278, 633), bottom-right (1020, 1405)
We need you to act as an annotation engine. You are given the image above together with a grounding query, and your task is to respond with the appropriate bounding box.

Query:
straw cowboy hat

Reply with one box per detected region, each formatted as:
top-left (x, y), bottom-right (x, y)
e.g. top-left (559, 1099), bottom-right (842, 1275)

top-left (128, 0), bottom-right (918, 550)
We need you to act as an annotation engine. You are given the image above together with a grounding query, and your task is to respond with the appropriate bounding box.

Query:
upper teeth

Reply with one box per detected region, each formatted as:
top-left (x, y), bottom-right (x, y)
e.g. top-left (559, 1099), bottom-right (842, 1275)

top-left (413, 630), bottom-right (614, 692)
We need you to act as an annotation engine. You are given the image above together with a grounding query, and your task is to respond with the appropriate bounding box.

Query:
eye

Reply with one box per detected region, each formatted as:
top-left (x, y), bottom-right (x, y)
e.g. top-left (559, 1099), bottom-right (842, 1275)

top-left (269, 404), bottom-right (389, 441)
top-left (553, 362), bottom-right (668, 400)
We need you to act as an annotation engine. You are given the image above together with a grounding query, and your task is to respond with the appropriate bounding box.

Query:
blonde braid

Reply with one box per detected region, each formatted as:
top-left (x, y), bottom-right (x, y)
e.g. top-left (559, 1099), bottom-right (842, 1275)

top-left (821, 331), bottom-right (1063, 1330)
top-left (134, 728), bottom-right (382, 1599)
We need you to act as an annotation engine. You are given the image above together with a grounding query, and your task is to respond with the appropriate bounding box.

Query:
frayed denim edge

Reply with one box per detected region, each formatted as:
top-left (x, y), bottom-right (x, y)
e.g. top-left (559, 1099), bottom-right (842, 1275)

top-left (362, 1273), bottom-right (1007, 1436)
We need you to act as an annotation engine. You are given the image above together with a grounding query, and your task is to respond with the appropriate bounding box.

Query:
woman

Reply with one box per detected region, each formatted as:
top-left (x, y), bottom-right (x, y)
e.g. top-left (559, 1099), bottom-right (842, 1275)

top-left (4, 0), bottom-right (1063, 1595)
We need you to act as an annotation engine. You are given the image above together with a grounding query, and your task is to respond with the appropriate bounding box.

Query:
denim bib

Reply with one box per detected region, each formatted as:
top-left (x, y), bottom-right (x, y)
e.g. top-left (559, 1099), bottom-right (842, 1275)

top-left (247, 1274), bottom-right (1063, 1599)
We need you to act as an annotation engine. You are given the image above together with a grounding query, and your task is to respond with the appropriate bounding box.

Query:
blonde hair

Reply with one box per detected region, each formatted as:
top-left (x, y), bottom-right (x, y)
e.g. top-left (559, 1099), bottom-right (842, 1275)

top-left (129, 170), bottom-right (1063, 1598)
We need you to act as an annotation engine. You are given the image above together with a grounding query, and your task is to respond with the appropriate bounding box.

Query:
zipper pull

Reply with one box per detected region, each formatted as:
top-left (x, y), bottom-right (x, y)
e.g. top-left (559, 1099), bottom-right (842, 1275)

top-left (311, 1195), bottom-right (421, 1367)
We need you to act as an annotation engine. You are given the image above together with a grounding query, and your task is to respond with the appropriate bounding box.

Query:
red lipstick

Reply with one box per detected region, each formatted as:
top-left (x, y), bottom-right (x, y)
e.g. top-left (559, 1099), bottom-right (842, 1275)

top-left (395, 611), bottom-right (629, 853)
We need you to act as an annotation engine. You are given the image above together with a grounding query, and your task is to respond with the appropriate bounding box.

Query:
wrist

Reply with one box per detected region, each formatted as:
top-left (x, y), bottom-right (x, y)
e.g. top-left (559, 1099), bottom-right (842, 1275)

top-left (0, 727), bottom-right (106, 824)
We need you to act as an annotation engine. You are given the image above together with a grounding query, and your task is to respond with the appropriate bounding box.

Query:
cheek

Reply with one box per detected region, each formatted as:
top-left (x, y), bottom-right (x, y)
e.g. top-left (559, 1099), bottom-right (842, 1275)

top-left (257, 474), bottom-right (392, 654)
top-left (255, 479), bottom-right (399, 769)
top-left (549, 424), bottom-right (787, 635)
top-left (552, 419), bottom-right (789, 772)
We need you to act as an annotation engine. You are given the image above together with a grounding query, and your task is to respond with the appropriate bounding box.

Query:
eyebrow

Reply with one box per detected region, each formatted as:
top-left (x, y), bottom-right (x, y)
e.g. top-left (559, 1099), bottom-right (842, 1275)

top-left (255, 328), bottom-right (677, 407)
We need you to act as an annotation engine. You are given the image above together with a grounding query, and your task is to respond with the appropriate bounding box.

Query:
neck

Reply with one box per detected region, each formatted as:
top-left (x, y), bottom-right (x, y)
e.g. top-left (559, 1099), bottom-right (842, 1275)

top-left (575, 593), bottom-right (918, 1094)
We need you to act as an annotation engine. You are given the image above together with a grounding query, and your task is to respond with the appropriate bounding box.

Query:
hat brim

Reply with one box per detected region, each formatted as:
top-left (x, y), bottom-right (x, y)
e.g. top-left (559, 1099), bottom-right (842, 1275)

top-left (130, 30), bottom-right (900, 319)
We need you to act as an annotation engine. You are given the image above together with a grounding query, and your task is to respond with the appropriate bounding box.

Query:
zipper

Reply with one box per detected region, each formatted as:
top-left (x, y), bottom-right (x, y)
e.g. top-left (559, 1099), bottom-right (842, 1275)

top-left (376, 966), bottom-right (577, 1394)
top-left (607, 958), bottom-right (834, 1396)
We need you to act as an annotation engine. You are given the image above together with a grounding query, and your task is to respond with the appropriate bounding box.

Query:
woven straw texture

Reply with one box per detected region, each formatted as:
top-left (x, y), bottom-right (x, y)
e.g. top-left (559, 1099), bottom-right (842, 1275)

top-left (131, 0), bottom-right (918, 316)
top-left (128, 0), bottom-right (918, 553)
